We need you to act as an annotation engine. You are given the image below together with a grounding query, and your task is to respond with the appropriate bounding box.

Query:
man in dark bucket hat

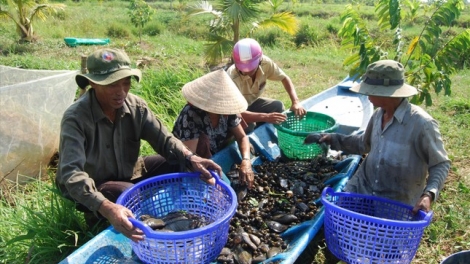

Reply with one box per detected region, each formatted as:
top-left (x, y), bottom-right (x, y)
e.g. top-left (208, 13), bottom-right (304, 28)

top-left (75, 48), bottom-right (142, 89)
top-left (305, 60), bottom-right (450, 213)
top-left (56, 48), bottom-right (222, 241)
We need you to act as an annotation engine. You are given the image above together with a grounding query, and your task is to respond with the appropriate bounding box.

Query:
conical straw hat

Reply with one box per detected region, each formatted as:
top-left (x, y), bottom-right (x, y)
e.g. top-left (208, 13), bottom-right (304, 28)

top-left (182, 69), bottom-right (248, 115)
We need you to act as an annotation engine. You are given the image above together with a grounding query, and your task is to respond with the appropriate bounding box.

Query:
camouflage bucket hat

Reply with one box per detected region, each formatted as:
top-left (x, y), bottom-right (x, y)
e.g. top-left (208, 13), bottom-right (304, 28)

top-left (350, 60), bottom-right (418, 97)
top-left (75, 48), bottom-right (142, 89)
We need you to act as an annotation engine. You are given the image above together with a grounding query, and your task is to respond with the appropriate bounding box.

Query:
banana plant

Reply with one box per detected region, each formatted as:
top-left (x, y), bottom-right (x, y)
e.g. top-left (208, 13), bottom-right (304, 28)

top-left (338, 0), bottom-right (470, 106)
top-left (0, 0), bottom-right (65, 42)
top-left (186, 0), bottom-right (299, 65)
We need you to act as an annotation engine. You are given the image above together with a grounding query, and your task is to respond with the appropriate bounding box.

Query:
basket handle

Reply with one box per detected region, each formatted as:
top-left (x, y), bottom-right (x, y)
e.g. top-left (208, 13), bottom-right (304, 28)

top-left (321, 186), bottom-right (334, 199)
top-left (209, 170), bottom-right (222, 185)
top-left (128, 217), bottom-right (154, 236)
top-left (423, 210), bottom-right (434, 223)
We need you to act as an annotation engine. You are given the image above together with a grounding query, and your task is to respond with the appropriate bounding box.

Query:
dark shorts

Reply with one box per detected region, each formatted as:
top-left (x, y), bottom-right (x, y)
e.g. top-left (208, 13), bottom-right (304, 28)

top-left (245, 97), bottom-right (285, 132)
top-left (74, 155), bottom-right (180, 213)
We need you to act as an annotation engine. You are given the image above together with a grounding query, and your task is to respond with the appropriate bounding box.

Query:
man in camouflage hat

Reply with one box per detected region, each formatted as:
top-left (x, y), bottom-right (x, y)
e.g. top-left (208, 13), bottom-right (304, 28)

top-left (306, 60), bottom-right (450, 213)
top-left (56, 48), bottom-right (222, 241)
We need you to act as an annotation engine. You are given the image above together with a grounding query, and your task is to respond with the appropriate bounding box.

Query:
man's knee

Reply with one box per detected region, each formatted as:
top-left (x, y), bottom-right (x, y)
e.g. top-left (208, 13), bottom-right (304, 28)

top-left (271, 100), bottom-right (285, 113)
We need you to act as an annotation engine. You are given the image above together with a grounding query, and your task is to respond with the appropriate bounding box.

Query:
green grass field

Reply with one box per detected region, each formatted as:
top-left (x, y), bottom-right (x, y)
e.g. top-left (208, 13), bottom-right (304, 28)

top-left (0, 0), bottom-right (469, 263)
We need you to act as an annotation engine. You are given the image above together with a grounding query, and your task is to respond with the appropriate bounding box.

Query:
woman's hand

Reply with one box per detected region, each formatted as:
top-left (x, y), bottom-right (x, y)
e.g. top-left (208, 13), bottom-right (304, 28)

top-left (239, 159), bottom-right (255, 189)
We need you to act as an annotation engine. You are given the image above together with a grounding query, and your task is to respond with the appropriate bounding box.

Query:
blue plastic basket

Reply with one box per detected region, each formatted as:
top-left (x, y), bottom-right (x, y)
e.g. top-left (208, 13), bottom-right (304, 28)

top-left (321, 187), bottom-right (433, 264)
top-left (116, 172), bottom-right (237, 264)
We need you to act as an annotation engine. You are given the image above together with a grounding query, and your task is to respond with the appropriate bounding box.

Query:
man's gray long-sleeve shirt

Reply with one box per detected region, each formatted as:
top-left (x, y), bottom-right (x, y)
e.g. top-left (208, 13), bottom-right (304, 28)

top-left (329, 99), bottom-right (450, 206)
top-left (56, 89), bottom-right (188, 212)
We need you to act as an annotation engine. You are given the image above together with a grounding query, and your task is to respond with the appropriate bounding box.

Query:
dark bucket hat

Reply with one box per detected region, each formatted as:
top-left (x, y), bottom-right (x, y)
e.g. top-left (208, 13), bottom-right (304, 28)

top-left (350, 60), bottom-right (418, 97)
top-left (76, 48), bottom-right (142, 89)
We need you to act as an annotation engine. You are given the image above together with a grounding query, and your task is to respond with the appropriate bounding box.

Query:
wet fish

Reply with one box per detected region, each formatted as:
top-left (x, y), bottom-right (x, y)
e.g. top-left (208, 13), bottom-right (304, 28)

top-left (267, 247), bottom-right (281, 258)
top-left (252, 254), bottom-right (267, 263)
top-left (235, 184), bottom-right (248, 202)
top-left (217, 247), bottom-right (234, 264)
top-left (249, 234), bottom-right (261, 246)
top-left (162, 211), bottom-right (190, 222)
top-left (241, 232), bottom-right (258, 251)
top-left (233, 246), bottom-right (252, 264)
top-left (163, 218), bottom-right (198, 232)
top-left (271, 214), bottom-right (298, 225)
top-left (266, 220), bottom-right (288, 233)
top-left (141, 217), bottom-right (165, 230)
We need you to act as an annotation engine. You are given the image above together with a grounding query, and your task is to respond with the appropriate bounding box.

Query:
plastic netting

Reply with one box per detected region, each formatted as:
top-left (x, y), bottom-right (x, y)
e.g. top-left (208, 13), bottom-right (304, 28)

top-left (0, 65), bottom-right (77, 182)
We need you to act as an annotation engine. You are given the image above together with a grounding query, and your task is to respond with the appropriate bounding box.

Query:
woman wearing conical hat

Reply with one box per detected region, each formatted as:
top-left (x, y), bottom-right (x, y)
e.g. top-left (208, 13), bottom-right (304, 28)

top-left (173, 69), bottom-right (255, 188)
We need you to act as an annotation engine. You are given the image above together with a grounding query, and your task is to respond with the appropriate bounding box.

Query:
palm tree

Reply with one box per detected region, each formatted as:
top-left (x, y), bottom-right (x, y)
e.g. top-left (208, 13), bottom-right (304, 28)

top-left (0, 0), bottom-right (65, 42)
top-left (186, 0), bottom-right (299, 65)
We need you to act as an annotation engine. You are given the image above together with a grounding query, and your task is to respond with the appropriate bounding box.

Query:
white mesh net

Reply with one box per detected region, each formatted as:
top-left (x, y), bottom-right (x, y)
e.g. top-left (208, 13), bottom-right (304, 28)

top-left (0, 65), bottom-right (78, 183)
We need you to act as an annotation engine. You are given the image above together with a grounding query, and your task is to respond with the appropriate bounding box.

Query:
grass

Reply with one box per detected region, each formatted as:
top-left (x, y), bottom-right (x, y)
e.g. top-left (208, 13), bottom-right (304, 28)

top-left (0, 0), bottom-right (469, 263)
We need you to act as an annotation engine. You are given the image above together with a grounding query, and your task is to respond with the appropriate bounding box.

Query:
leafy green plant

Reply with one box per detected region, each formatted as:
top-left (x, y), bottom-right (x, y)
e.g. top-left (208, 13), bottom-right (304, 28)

top-left (142, 20), bottom-right (164, 36)
top-left (339, 0), bottom-right (470, 106)
top-left (0, 174), bottom-right (93, 263)
top-left (107, 23), bottom-right (131, 39)
top-left (128, 0), bottom-right (156, 43)
top-left (0, 0), bottom-right (65, 42)
top-left (185, 0), bottom-right (300, 65)
top-left (294, 24), bottom-right (319, 47)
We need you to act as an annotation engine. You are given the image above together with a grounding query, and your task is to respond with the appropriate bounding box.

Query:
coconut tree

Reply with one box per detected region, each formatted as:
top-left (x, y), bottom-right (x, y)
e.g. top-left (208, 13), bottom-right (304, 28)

top-left (0, 0), bottom-right (65, 42)
top-left (186, 0), bottom-right (299, 65)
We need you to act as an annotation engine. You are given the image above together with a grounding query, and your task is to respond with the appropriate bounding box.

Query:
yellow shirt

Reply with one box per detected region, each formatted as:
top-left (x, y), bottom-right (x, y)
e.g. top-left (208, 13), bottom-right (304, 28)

top-left (227, 55), bottom-right (287, 105)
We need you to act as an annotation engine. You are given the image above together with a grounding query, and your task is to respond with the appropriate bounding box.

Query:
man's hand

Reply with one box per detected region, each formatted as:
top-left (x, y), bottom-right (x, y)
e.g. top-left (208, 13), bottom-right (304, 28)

top-left (290, 102), bottom-right (307, 117)
top-left (98, 200), bottom-right (144, 242)
top-left (189, 155), bottom-right (223, 185)
top-left (412, 194), bottom-right (432, 214)
top-left (304, 133), bottom-right (331, 145)
top-left (265, 112), bottom-right (287, 125)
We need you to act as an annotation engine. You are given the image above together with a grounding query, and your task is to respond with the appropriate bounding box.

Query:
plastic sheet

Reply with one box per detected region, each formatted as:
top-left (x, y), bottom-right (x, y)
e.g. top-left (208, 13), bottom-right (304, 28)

top-left (0, 65), bottom-right (77, 182)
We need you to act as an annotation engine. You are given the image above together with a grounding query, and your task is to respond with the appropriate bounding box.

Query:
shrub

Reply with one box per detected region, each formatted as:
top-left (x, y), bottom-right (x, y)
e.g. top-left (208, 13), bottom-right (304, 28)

top-left (326, 23), bottom-right (338, 35)
top-left (143, 21), bottom-right (164, 36)
top-left (106, 24), bottom-right (131, 38)
top-left (54, 9), bottom-right (68, 21)
top-left (256, 30), bottom-right (283, 48)
top-left (294, 24), bottom-right (319, 47)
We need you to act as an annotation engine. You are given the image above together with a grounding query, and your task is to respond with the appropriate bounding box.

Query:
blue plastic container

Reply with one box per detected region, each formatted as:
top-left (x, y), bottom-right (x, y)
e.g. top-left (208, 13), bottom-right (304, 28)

top-left (116, 172), bottom-right (237, 264)
top-left (440, 250), bottom-right (470, 264)
top-left (321, 187), bottom-right (433, 264)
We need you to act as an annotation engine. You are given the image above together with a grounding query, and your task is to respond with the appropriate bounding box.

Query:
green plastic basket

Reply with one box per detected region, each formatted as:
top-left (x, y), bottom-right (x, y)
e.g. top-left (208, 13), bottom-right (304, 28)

top-left (274, 111), bottom-right (338, 160)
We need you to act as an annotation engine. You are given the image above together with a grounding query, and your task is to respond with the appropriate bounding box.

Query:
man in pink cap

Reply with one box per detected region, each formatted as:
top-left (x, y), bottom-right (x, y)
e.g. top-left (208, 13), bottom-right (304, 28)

top-left (227, 38), bottom-right (307, 132)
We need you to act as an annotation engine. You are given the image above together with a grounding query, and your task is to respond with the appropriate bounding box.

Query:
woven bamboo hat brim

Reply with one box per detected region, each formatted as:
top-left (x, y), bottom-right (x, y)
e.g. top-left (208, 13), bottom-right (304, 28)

top-left (182, 69), bottom-right (248, 115)
top-left (350, 60), bottom-right (418, 97)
